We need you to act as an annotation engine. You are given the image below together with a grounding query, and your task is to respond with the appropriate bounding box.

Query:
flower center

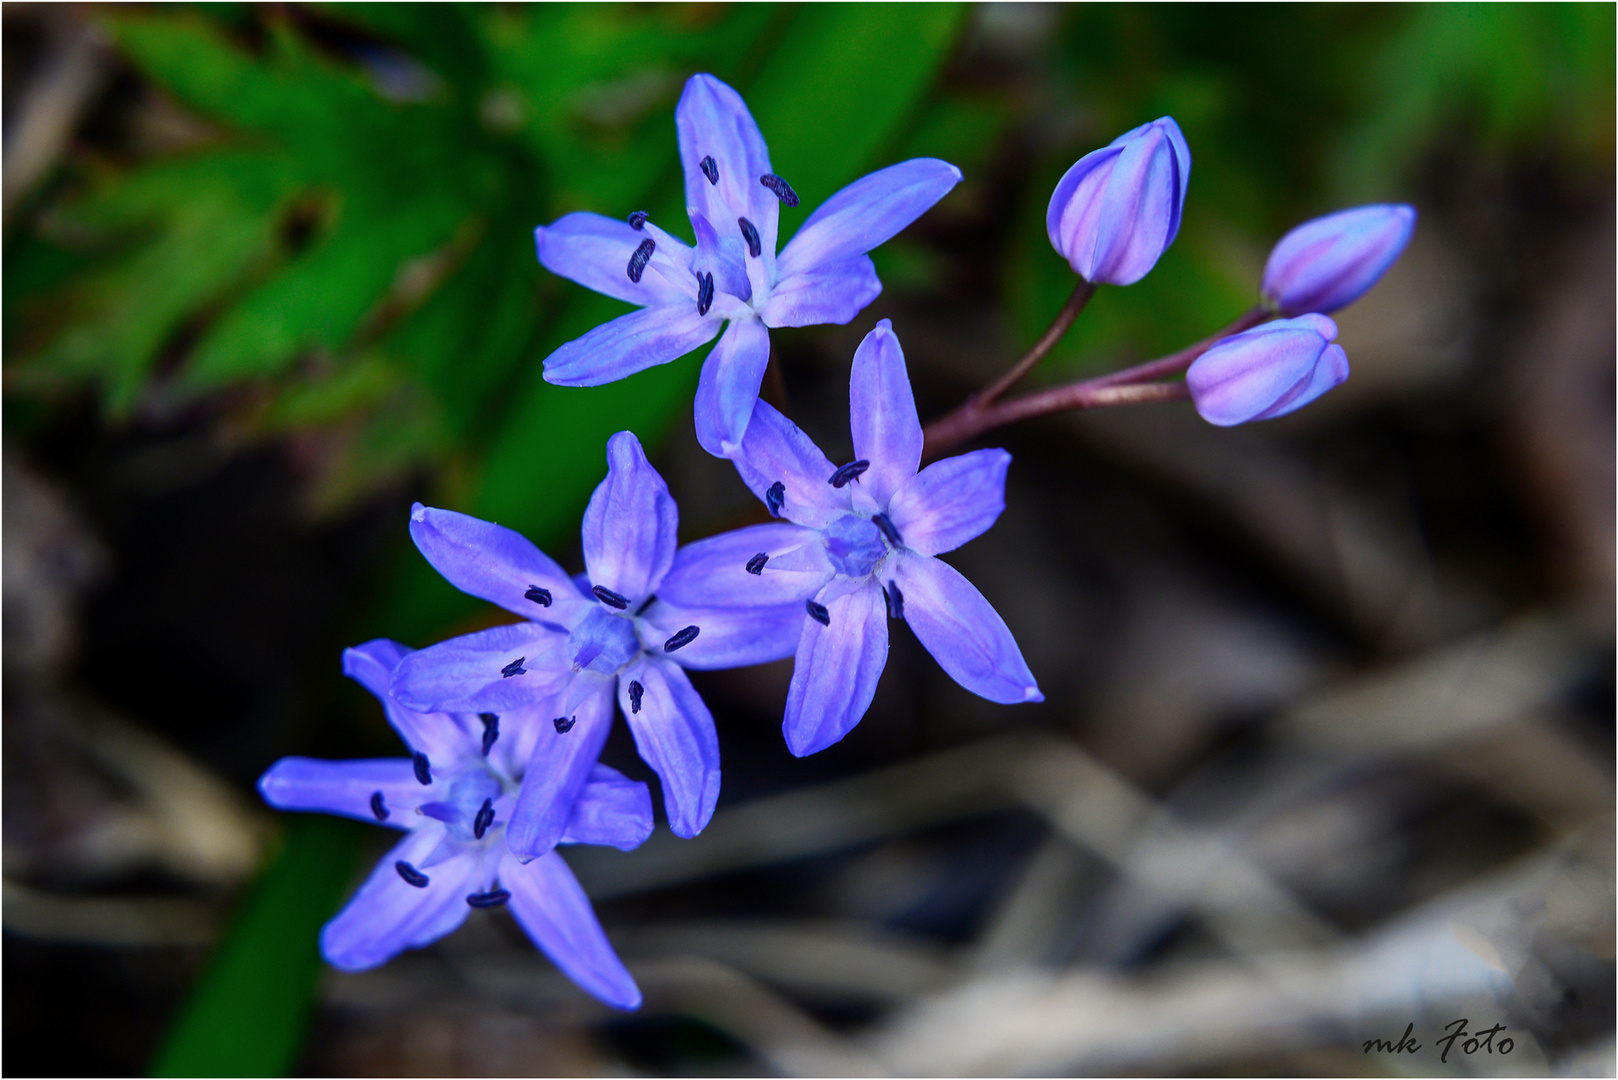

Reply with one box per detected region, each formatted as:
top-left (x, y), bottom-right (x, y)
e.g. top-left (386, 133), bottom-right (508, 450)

top-left (822, 514), bottom-right (889, 579)
top-left (568, 607), bottom-right (643, 674)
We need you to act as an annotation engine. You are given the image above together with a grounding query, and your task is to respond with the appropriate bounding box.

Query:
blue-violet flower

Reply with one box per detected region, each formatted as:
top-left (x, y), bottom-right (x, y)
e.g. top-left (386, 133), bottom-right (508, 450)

top-left (671, 319), bottom-right (1041, 757)
top-left (389, 431), bottom-right (803, 853)
top-left (258, 638), bottom-right (648, 1008)
top-left (1047, 116), bottom-right (1191, 286)
top-left (1185, 313), bottom-right (1349, 426)
top-left (1262, 203), bottom-right (1416, 316)
top-left (534, 73), bottom-right (962, 457)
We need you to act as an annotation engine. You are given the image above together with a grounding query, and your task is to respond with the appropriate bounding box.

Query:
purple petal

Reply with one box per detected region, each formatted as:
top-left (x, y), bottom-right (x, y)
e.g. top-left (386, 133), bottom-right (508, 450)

top-left (891, 554), bottom-right (1041, 704)
top-left (693, 317), bottom-right (772, 458)
top-left (1257, 343), bottom-right (1349, 420)
top-left (782, 581), bottom-right (889, 756)
top-left (408, 505), bottom-right (587, 625)
top-left (389, 622), bottom-right (571, 714)
top-left (1262, 204), bottom-right (1416, 316)
top-left (676, 74), bottom-right (779, 294)
top-left (560, 764), bottom-right (655, 851)
top-left (502, 848), bottom-right (641, 1010)
top-left (658, 522), bottom-right (830, 608)
top-left (760, 255), bottom-right (881, 328)
top-left (848, 319), bottom-right (922, 505)
top-left (506, 682), bottom-right (615, 860)
top-left (534, 211), bottom-right (694, 307)
top-left (1185, 315), bottom-right (1336, 427)
top-left (542, 304), bottom-right (721, 387)
top-left (887, 448), bottom-right (1010, 557)
top-left (342, 641), bottom-right (478, 762)
top-left (777, 159), bottom-right (962, 278)
top-left (320, 829), bottom-right (483, 971)
top-left (644, 599), bottom-right (810, 671)
top-left (581, 431), bottom-right (679, 602)
top-left (619, 658), bottom-right (720, 838)
top-left (732, 400), bottom-right (848, 527)
top-left (257, 757), bottom-right (419, 828)
top-left (1048, 117), bottom-right (1189, 286)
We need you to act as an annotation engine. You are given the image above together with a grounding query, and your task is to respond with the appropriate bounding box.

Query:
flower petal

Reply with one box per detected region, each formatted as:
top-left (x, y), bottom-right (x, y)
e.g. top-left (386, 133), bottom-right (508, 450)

top-left (887, 448), bottom-right (1010, 557)
top-left (676, 74), bottom-right (778, 298)
top-left (502, 848), bottom-right (641, 1010)
top-left (534, 211), bottom-right (693, 307)
top-left (731, 400), bottom-right (848, 527)
top-left (658, 522), bottom-right (830, 609)
top-left (693, 317), bottom-right (772, 458)
top-left (543, 304), bottom-right (720, 388)
top-left (760, 255), bottom-right (881, 328)
top-left (776, 159), bottom-right (961, 278)
top-left (341, 639), bottom-right (479, 761)
top-left (643, 599), bottom-right (810, 671)
top-left (408, 505), bottom-right (587, 625)
top-left (320, 828), bottom-right (481, 971)
top-left (560, 764), bottom-right (655, 851)
top-left (580, 431), bottom-right (679, 602)
top-left (619, 658), bottom-right (720, 838)
top-left (891, 554), bottom-right (1041, 704)
top-left (782, 581), bottom-right (889, 756)
top-left (506, 681), bottom-right (615, 860)
top-left (389, 622), bottom-right (571, 714)
top-left (257, 757), bottom-right (420, 828)
top-left (848, 319), bottom-right (922, 505)
top-left (1256, 343), bottom-right (1349, 420)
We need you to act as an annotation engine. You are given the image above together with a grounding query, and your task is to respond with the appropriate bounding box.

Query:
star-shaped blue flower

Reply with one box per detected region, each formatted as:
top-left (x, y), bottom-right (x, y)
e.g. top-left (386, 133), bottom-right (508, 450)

top-left (258, 639), bottom-right (648, 1009)
top-left (389, 431), bottom-right (804, 853)
top-left (658, 320), bottom-right (1042, 756)
top-left (534, 73), bottom-right (962, 457)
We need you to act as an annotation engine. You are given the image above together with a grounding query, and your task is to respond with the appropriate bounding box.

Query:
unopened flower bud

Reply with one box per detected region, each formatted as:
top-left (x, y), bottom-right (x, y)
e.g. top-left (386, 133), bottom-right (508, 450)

top-left (1262, 204), bottom-right (1416, 316)
top-left (1046, 117), bottom-right (1190, 286)
top-left (1186, 314), bottom-right (1348, 426)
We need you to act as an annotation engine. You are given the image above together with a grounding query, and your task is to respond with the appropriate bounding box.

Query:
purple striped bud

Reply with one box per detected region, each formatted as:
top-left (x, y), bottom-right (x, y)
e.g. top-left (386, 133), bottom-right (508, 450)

top-left (1262, 204), bottom-right (1416, 316)
top-left (1046, 117), bottom-right (1191, 286)
top-left (1186, 314), bottom-right (1349, 426)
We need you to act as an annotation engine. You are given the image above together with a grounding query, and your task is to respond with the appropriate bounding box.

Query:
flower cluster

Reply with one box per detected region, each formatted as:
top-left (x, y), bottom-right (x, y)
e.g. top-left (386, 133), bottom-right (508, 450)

top-left (258, 72), bottom-right (1414, 1009)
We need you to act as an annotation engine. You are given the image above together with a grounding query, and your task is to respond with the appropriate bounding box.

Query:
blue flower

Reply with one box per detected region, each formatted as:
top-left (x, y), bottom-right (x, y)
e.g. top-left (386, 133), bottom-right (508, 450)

top-left (676, 319), bottom-right (1042, 757)
top-left (1046, 116), bottom-right (1191, 286)
top-left (1262, 204), bottom-right (1416, 316)
top-left (389, 431), bottom-right (803, 851)
top-left (258, 638), bottom-right (648, 1009)
top-left (1185, 313), bottom-right (1349, 426)
top-left (534, 73), bottom-right (962, 457)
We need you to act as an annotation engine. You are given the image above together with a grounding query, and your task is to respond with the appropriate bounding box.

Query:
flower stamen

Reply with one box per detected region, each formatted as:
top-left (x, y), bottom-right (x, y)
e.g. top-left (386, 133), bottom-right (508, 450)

top-left (395, 861), bottom-right (430, 887)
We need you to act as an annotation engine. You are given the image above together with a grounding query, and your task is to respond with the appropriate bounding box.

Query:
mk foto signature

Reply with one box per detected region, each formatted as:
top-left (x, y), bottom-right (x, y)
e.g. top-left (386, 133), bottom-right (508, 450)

top-left (1364, 1019), bottom-right (1515, 1062)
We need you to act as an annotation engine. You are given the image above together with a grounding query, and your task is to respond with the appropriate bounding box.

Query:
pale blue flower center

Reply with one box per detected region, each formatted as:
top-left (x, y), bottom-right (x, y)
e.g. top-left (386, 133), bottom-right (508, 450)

top-left (822, 514), bottom-right (888, 579)
top-left (420, 767), bottom-right (504, 843)
top-left (569, 607), bottom-right (645, 674)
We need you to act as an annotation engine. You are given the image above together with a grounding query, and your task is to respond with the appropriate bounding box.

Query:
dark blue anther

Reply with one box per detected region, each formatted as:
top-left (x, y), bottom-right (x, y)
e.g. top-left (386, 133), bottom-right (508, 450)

top-left (370, 791), bottom-right (389, 821)
top-left (592, 585), bottom-right (629, 609)
top-left (696, 271), bottom-right (714, 317)
top-left (479, 713), bottom-right (499, 756)
top-left (501, 657), bottom-right (526, 678)
top-left (395, 861), bottom-right (429, 887)
top-left (806, 599), bottom-right (830, 626)
top-left (746, 552), bottom-right (769, 575)
top-left (524, 585), bottom-right (552, 607)
top-left (627, 238), bottom-right (655, 283)
top-left (466, 889), bottom-right (511, 908)
top-left (829, 460), bottom-right (870, 488)
top-left (473, 797), bottom-right (495, 840)
top-left (885, 581), bottom-right (905, 621)
top-left (635, 595), bottom-right (657, 616)
top-left (765, 481), bottom-right (785, 517)
top-left (553, 715), bottom-right (575, 733)
top-left (628, 680), bottom-right (644, 714)
top-left (699, 155), bottom-right (718, 185)
top-left (760, 174), bottom-right (799, 207)
top-left (412, 752), bottom-right (432, 785)
top-left (628, 210), bottom-right (648, 231)
top-left (873, 513), bottom-right (903, 546)
top-left (664, 625), bottom-right (700, 652)
top-left (738, 217), bottom-right (761, 258)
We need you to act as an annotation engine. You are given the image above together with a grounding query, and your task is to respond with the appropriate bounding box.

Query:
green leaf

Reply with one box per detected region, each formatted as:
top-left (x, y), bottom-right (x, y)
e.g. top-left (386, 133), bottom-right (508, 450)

top-left (149, 816), bottom-right (367, 1078)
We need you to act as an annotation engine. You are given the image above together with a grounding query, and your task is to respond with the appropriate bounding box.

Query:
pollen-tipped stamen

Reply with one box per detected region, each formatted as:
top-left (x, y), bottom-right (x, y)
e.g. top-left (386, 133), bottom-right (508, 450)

top-left (473, 797), bottom-right (495, 839)
top-left (627, 238), bottom-right (655, 283)
top-left (738, 217), bottom-right (761, 258)
top-left (395, 861), bottom-right (429, 887)
top-left (370, 791), bottom-right (389, 821)
top-left (806, 599), bottom-right (830, 626)
top-left (760, 173), bottom-right (799, 207)
top-left (479, 713), bottom-right (499, 756)
top-left (829, 460), bottom-right (870, 488)
top-left (412, 752), bottom-right (432, 785)
top-left (664, 625), bottom-right (700, 652)
top-left (466, 889), bottom-right (511, 908)
top-left (746, 552), bottom-right (769, 575)
top-left (628, 680), bottom-right (644, 714)
top-left (696, 271), bottom-right (715, 317)
top-left (553, 716), bottom-right (575, 734)
top-left (592, 585), bottom-right (630, 609)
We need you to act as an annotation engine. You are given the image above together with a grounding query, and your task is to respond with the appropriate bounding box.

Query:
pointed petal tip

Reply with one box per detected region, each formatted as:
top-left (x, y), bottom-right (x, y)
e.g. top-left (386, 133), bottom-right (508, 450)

top-left (1023, 685), bottom-right (1044, 704)
top-left (410, 501), bottom-right (427, 522)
